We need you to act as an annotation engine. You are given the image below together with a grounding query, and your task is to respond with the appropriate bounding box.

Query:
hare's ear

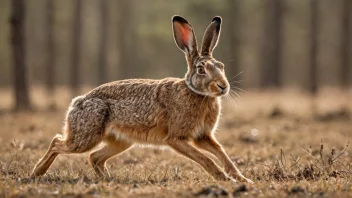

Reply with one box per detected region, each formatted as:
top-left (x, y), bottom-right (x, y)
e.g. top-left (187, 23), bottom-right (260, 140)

top-left (172, 16), bottom-right (198, 57)
top-left (201, 16), bottom-right (222, 56)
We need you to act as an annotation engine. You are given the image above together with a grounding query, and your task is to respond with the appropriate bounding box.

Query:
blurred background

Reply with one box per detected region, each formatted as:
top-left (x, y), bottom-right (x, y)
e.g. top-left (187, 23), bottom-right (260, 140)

top-left (0, 0), bottom-right (351, 111)
top-left (1, 2), bottom-right (352, 196)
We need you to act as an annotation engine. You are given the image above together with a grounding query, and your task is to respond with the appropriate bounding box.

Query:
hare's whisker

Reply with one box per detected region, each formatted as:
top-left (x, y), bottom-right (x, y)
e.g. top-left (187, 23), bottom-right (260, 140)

top-left (230, 71), bottom-right (243, 80)
top-left (231, 86), bottom-right (245, 93)
top-left (230, 79), bottom-right (244, 83)
top-left (230, 89), bottom-right (241, 98)
top-left (229, 81), bottom-right (242, 85)
top-left (228, 92), bottom-right (238, 107)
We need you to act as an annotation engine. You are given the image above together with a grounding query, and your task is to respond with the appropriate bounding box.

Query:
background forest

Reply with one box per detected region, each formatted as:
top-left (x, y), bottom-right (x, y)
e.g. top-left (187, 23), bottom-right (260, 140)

top-left (0, 0), bottom-right (351, 110)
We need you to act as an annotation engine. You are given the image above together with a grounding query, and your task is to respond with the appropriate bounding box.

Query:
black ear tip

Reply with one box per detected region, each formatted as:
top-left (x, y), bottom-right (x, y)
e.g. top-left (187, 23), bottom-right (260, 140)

top-left (212, 16), bottom-right (222, 24)
top-left (172, 15), bottom-right (188, 24)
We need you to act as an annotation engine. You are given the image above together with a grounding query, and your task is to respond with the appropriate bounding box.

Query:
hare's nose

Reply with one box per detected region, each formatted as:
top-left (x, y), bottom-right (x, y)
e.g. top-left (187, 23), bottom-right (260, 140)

top-left (216, 83), bottom-right (227, 91)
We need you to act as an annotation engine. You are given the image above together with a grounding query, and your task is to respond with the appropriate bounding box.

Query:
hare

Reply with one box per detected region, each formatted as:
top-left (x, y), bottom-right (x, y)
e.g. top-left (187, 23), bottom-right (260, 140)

top-left (31, 16), bottom-right (253, 184)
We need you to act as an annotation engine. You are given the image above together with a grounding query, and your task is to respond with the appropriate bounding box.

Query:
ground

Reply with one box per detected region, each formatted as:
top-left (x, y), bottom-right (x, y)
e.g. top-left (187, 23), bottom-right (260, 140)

top-left (0, 87), bottom-right (351, 198)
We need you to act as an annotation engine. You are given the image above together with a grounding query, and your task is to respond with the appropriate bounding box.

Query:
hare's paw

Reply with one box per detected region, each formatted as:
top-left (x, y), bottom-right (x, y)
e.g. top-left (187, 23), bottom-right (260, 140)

top-left (212, 170), bottom-right (229, 181)
top-left (241, 177), bottom-right (254, 184)
top-left (226, 176), bottom-right (237, 183)
top-left (228, 172), bottom-right (254, 184)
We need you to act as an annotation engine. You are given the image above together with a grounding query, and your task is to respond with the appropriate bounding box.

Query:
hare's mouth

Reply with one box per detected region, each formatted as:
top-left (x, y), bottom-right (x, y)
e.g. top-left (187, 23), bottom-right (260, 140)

top-left (209, 83), bottom-right (229, 97)
top-left (213, 90), bottom-right (229, 97)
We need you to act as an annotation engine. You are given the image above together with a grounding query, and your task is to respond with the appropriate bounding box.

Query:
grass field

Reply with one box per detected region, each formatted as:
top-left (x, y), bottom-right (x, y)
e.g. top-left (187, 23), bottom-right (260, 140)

top-left (0, 87), bottom-right (351, 197)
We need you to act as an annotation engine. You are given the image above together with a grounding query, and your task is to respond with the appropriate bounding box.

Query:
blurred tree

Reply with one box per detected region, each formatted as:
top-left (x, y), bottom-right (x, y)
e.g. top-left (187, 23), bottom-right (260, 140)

top-left (309, 0), bottom-right (318, 95)
top-left (97, 0), bottom-right (108, 85)
top-left (261, 0), bottom-right (282, 88)
top-left (226, 0), bottom-right (240, 78)
top-left (117, 0), bottom-right (134, 79)
top-left (341, 0), bottom-right (350, 88)
top-left (46, 0), bottom-right (56, 109)
top-left (70, 0), bottom-right (82, 95)
top-left (95, 0), bottom-right (108, 85)
top-left (11, 0), bottom-right (31, 111)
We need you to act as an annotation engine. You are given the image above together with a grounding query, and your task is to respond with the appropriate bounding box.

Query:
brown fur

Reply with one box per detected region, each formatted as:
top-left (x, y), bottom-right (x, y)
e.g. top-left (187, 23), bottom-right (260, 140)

top-left (31, 16), bottom-right (253, 184)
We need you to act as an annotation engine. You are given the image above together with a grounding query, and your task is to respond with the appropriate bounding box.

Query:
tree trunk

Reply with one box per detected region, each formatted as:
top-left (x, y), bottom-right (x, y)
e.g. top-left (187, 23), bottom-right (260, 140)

top-left (70, 0), bottom-right (82, 95)
top-left (117, 0), bottom-right (133, 79)
top-left (261, 0), bottom-right (283, 88)
top-left (227, 0), bottom-right (240, 79)
top-left (97, 0), bottom-right (108, 85)
top-left (309, 0), bottom-right (318, 95)
top-left (11, 0), bottom-right (31, 111)
top-left (46, 0), bottom-right (56, 109)
top-left (341, 0), bottom-right (350, 88)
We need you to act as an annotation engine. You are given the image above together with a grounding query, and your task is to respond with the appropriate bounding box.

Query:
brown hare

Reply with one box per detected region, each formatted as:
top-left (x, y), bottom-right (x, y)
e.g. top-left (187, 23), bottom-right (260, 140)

top-left (31, 16), bottom-right (253, 184)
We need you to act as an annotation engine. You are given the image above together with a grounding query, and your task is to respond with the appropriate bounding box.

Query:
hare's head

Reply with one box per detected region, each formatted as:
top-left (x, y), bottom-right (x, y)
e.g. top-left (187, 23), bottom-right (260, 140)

top-left (173, 16), bottom-right (229, 97)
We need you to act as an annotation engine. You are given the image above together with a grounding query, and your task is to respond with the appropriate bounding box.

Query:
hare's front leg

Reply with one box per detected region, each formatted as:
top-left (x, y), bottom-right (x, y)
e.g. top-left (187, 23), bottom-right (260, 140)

top-left (194, 135), bottom-right (254, 184)
top-left (167, 140), bottom-right (228, 181)
top-left (89, 139), bottom-right (132, 178)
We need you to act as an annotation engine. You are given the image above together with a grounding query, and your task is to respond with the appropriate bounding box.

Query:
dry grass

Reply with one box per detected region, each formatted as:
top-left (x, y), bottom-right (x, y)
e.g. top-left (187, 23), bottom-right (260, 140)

top-left (0, 87), bottom-right (351, 197)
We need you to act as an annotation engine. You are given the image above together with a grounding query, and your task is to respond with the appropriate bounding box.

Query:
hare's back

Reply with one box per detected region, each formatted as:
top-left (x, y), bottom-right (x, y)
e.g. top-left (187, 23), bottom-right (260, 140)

top-left (87, 78), bottom-right (181, 100)
top-left (85, 78), bottom-right (181, 125)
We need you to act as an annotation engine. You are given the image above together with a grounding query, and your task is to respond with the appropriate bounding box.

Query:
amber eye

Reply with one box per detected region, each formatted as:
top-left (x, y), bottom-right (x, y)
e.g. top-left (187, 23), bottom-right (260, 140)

top-left (197, 66), bottom-right (206, 75)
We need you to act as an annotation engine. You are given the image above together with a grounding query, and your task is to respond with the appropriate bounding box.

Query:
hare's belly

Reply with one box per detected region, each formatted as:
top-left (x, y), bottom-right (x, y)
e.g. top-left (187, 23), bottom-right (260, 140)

top-left (105, 123), bottom-right (168, 145)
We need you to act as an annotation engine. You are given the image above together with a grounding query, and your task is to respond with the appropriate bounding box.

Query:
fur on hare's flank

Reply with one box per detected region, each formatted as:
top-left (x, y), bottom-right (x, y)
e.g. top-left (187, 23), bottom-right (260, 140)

top-left (31, 16), bottom-right (253, 184)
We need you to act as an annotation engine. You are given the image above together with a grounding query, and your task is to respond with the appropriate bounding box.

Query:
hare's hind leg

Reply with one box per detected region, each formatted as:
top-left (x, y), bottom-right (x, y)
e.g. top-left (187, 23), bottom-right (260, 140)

top-left (89, 139), bottom-right (132, 178)
top-left (32, 98), bottom-right (108, 177)
top-left (31, 134), bottom-right (66, 177)
top-left (31, 131), bottom-right (104, 177)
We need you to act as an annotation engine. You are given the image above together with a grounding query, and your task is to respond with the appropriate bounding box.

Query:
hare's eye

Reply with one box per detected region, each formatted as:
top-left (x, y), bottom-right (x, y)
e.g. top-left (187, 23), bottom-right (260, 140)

top-left (197, 66), bottom-right (206, 75)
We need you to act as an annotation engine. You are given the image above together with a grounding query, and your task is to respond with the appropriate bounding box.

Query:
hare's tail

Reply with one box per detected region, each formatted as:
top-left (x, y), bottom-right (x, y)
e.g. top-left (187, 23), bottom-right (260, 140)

top-left (64, 97), bottom-right (109, 152)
